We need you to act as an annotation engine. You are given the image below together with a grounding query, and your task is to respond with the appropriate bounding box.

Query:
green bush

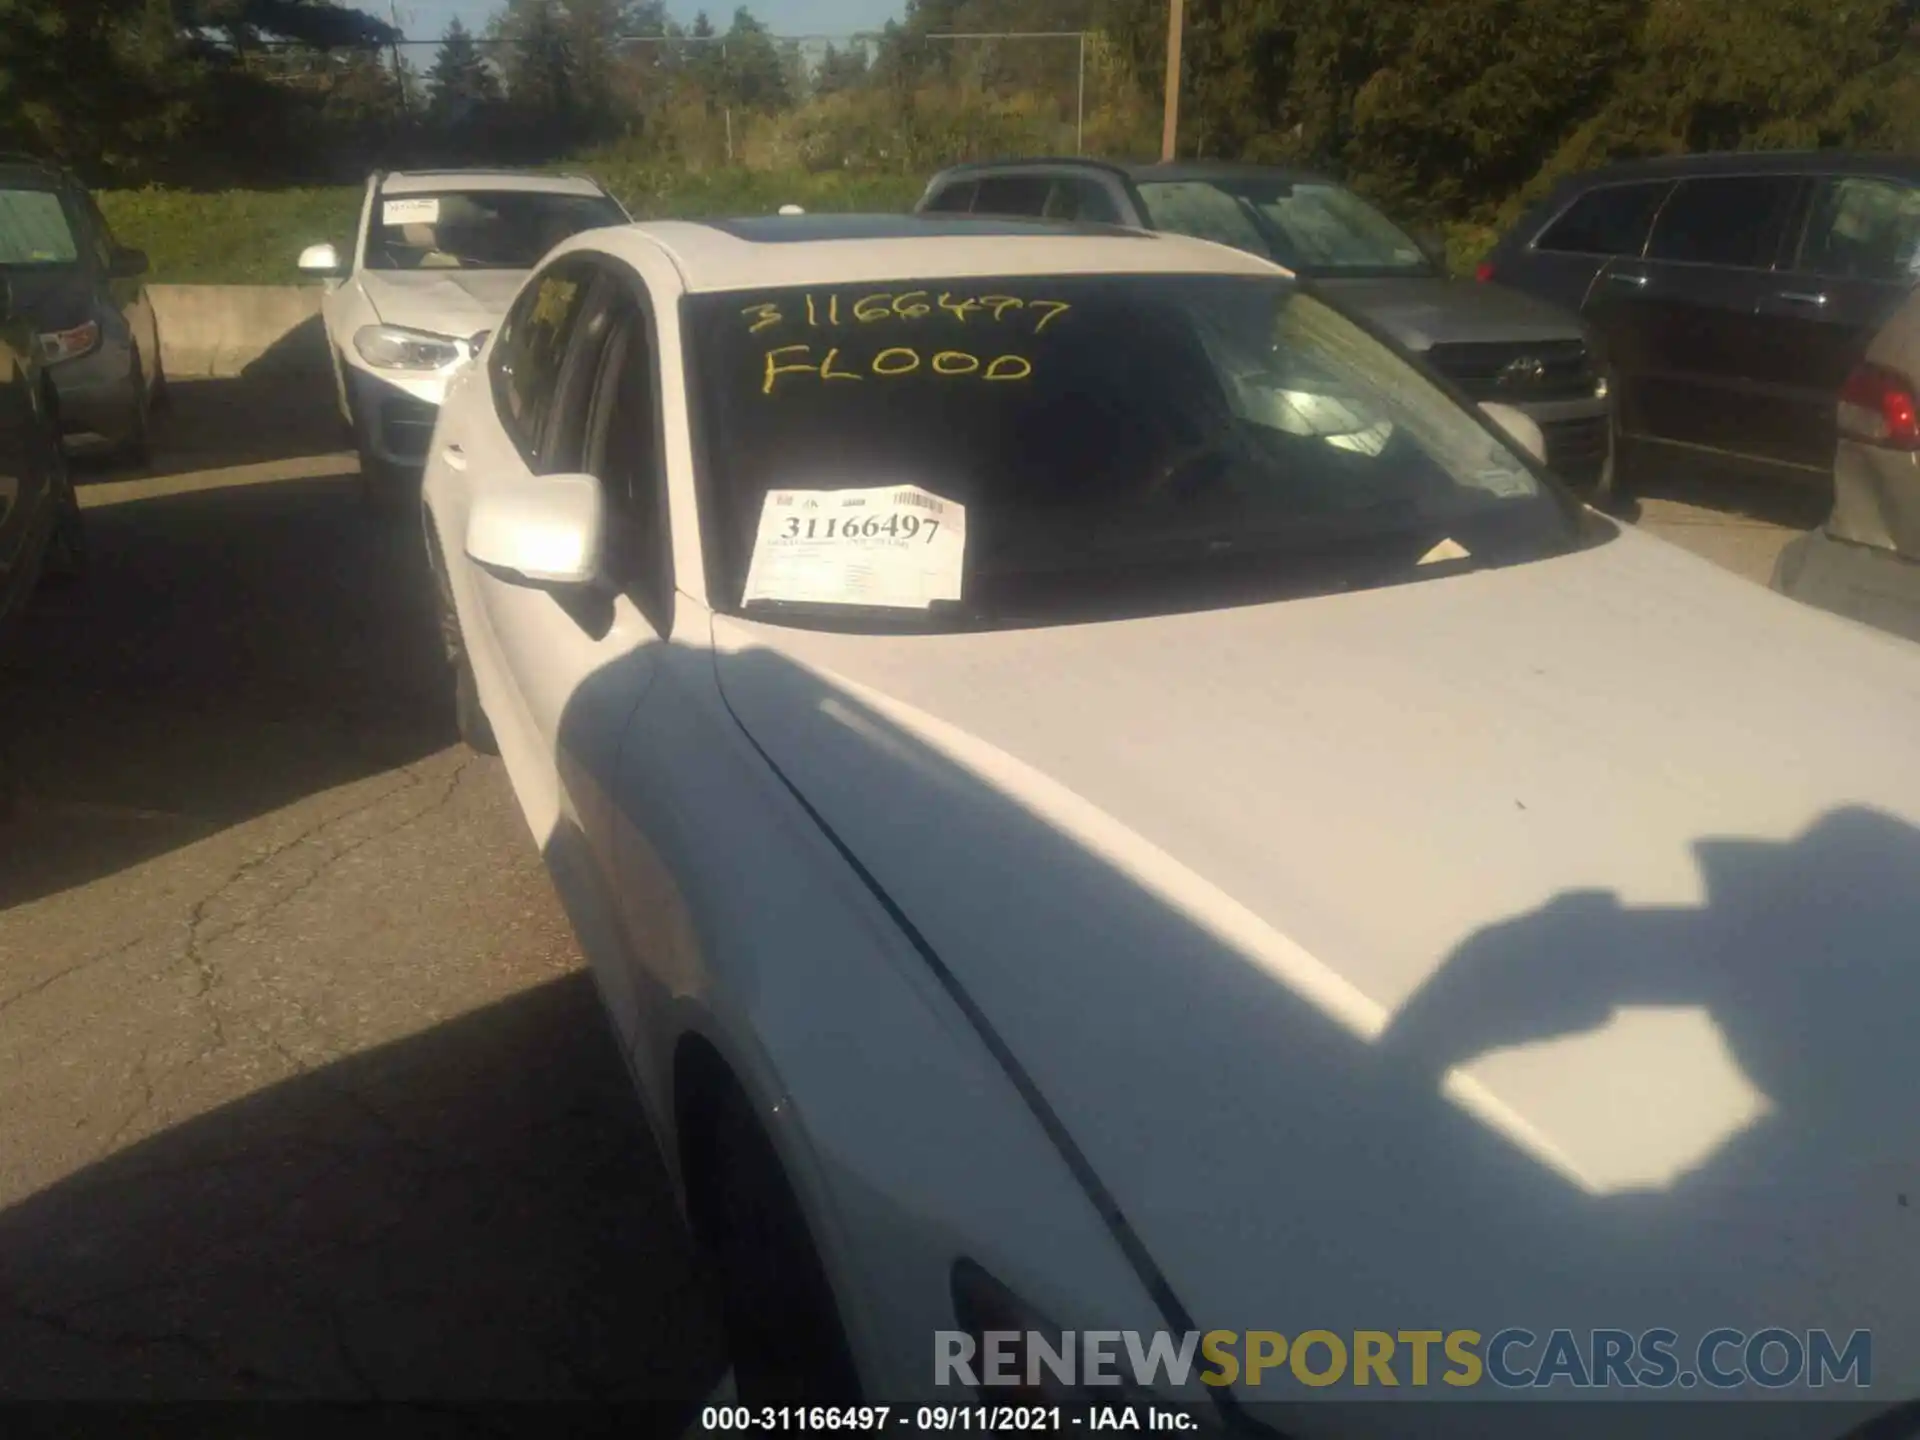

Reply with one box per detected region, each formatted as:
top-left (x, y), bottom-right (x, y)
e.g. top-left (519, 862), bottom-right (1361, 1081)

top-left (97, 187), bottom-right (365, 285)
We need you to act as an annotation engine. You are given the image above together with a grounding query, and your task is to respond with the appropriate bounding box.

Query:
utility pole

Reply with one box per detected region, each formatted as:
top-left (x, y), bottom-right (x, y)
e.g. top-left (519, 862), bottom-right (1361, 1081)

top-left (389, 0), bottom-right (411, 124)
top-left (1160, 0), bottom-right (1183, 161)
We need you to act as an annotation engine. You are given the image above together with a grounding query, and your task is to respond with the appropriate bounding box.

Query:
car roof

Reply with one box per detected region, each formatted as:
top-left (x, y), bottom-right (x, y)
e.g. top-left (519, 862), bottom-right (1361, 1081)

top-left (378, 169), bottom-right (609, 198)
top-left (574, 213), bottom-right (1288, 294)
top-left (0, 154), bottom-right (71, 189)
top-left (1561, 149), bottom-right (1920, 188)
top-left (929, 157), bottom-right (1339, 187)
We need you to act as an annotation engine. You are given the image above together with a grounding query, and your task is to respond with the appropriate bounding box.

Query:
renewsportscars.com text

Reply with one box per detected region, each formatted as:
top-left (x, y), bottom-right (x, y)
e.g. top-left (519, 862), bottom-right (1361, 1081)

top-left (936, 1328), bottom-right (1873, 1391)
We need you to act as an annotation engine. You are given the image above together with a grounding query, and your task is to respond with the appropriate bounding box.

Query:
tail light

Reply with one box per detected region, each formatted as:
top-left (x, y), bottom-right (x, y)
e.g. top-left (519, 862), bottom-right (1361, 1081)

top-left (1839, 362), bottom-right (1920, 450)
top-left (1474, 261), bottom-right (1496, 283)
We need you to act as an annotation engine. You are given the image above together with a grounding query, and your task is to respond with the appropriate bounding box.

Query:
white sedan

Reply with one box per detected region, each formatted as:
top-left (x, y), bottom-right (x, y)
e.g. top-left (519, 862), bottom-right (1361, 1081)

top-left (422, 215), bottom-right (1920, 1434)
top-left (298, 168), bottom-right (628, 508)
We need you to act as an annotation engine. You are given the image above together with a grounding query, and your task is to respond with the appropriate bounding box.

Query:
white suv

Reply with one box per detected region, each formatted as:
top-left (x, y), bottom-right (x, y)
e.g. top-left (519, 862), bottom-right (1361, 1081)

top-left (297, 168), bottom-right (629, 508)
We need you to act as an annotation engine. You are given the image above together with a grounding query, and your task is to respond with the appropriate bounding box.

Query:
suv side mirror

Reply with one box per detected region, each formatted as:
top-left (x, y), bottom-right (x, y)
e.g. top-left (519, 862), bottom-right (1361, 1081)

top-left (109, 246), bottom-right (149, 279)
top-left (466, 473), bottom-right (606, 588)
top-left (298, 242), bottom-right (346, 279)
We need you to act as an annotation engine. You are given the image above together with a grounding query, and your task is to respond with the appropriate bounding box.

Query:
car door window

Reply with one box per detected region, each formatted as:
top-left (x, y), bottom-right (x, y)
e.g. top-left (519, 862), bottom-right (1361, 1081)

top-left (579, 296), bottom-right (674, 633)
top-left (1043, 178), bottom-right (1123, 224)
top-left (1645, 176), bottom-right (1797, 269)
top-left (1534, 181), bottom-right (1671, 257)
top-left (1796, 176), bottom-right (1920, 284)
top-left (490, 259), bottom-right (594, 466)
top-left (923, 180), bottom-right (978, 214)
top-left (1132, 181), bottom-right (1273, 258)
top-left (971, 176), bottom-right (1053, 216)
top-left (540, 273), bottom-right (623, 473)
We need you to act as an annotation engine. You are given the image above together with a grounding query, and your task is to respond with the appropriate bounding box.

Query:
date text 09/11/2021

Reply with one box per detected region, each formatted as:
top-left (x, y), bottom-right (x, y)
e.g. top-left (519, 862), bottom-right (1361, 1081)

top-left (699, 1405), bottom-right (1196, 1432)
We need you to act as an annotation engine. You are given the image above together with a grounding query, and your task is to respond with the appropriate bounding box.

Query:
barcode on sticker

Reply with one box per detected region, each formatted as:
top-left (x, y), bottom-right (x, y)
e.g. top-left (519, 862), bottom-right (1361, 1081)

top-left (895, 491), bottom-right (943, 513)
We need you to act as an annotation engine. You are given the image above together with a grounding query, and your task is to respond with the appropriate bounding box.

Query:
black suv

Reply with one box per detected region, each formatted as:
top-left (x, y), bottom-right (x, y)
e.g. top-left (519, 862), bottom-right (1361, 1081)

top-left (919, 159), bottom-right (1615, 490)
top-left (1482, 150), bottom-right (1920, 497)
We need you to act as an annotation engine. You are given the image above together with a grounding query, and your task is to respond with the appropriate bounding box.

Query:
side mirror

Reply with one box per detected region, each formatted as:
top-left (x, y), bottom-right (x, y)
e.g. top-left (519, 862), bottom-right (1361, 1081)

top-left (465, 473), bottom-right (605, 588)
top-left (1479, 401), bottom-right (1547, 466)
top-left (777, 204), bottom-right (806, 216)
top-left (109, 246), bottom-right (149, 279)
top-left (297, 242), bottom-right (346, 279)
top-left (465, 330), bottom-right (491, 361)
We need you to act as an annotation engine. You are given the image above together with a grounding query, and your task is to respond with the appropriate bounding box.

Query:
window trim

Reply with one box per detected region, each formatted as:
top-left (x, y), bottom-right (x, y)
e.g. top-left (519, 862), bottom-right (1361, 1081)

top-left (569, 255), bottom-right (679, 636)
top-left (1527, 178), bottom-right (1676, 262)
top-left (1635, 172), bottom-right (1806, 273)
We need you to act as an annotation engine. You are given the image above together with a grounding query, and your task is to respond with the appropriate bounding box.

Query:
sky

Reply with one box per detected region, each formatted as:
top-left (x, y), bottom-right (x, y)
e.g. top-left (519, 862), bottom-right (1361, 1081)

top-left (382, 0), bottom-right (909, 46)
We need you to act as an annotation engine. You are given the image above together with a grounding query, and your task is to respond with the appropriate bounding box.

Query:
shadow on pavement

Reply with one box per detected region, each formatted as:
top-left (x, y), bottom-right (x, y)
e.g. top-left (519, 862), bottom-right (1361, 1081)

top-left (1629, 445), bottom-right (1830, 532)
top-left (2, 380), bottom-right (443, 910)
top-left (0, 970), bottom-right (723, 1420)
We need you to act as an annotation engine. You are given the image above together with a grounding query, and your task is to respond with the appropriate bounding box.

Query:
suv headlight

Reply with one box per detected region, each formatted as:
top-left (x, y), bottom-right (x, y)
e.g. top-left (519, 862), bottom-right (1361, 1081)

top-left (353, 324), bottom-right (462, 372)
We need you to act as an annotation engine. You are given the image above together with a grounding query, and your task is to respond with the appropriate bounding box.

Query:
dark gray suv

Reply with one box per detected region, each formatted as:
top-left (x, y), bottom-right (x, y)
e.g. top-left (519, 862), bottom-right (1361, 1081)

top-left (918, 158), bottom-right (1614, 491)
top-left (1481, 150), bottom-right (1920, 500)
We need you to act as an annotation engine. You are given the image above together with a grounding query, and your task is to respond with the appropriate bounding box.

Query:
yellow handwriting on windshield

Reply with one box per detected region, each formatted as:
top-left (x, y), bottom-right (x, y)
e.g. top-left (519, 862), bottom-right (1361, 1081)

top-left (760, 345), bottom-right (1035, 392)
top-left (754, 292), bottom-right (1070, 332)
top-left (762, 344), bottom-right (864, 393)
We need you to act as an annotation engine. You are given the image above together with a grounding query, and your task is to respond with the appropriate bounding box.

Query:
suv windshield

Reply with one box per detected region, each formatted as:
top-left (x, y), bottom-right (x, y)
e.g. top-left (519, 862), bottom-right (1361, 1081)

top-left (1136, 179), bottom-right (1434, 278)
top-left (364, 189), bottom-right (626, 271)
top-left (0, 187), bottom-right (80, 267)
top-left (688, 274), bottom-right (1578, 631)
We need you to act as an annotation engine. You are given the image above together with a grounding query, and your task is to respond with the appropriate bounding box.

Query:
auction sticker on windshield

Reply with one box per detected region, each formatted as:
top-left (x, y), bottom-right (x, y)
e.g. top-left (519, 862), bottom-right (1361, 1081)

top-left (742, 485), bottom-right (967, 610)
top-left (383, 197), bottom-right (440, 225)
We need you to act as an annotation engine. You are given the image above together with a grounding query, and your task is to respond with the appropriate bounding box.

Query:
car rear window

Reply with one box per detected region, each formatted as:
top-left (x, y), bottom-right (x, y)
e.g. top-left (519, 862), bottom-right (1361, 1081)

top-left (0, 188), bottom-right (80, 266)
top-left (1533, 181), bottom-right (1670, 258)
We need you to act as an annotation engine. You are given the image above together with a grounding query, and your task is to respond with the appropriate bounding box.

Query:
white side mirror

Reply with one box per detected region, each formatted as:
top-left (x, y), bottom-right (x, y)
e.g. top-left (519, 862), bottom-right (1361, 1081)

top-left (466, 473), bottom-right (606, 587)
top-left (1479, 401), bottom-right (1547, 466)
top-left (777, 204), bottom-right (806, 216)
top-left (298, 242), bottom-right (345, 278)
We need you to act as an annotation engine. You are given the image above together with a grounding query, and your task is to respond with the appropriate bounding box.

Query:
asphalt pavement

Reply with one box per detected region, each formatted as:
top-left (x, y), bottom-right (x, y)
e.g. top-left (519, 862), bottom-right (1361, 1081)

top-left (0, 382), bottom-right (1826, 1416)
top-left (0, 380), bottom-right (723, 1422)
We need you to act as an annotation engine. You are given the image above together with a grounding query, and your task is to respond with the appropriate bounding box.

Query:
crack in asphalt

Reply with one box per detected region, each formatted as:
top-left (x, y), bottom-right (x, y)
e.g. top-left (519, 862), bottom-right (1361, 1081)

top-left (0, 931), bottom-right (157, 1018)
top-left (10, 1301), bottom-right (304, 1393)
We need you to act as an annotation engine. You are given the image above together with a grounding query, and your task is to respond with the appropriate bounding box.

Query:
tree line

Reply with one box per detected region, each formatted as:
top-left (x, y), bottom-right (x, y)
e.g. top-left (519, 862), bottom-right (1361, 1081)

top-left (4, 0), bottom-right (1919, 226)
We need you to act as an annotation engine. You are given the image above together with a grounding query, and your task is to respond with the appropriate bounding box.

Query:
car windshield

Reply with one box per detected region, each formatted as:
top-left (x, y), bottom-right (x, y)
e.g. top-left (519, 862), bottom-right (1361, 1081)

top-left (1135, 180), bottom-right (1434, 278)
top-left (0, 187), bottom-right (80, 268)
top-left (686, 274), bottom-right (1580, 632)
top-left (364, 189), bottom-right (626, 271)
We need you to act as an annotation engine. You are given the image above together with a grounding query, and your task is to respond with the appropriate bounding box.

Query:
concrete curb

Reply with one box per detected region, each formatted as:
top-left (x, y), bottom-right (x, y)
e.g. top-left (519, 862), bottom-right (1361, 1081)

top-left (149, 284), bottom-right (329, 380)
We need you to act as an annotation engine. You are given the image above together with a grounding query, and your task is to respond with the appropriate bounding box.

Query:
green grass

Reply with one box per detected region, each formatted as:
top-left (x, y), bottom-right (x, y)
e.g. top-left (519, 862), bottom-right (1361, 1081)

top-left (96, 168), bottom-right (928, 285)
top-left (97, 168), bottom-right (1499, 285)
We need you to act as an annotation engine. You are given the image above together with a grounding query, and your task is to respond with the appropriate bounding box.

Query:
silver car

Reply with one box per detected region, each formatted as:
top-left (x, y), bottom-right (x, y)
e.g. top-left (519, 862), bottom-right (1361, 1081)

top-left (1772, 285), bottom-right (1920, 642)
top-left (917, 159), bottom-right (1615, 497)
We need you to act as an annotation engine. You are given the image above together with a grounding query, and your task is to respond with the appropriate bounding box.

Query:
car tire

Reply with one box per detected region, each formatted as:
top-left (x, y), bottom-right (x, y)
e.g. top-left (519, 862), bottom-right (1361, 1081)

top-left (119, 351), bottom-right (154, 469)
top-left (358, 453), bottom-right (414, 517)
top-left (683, 1073), bottom-right (862, 1405)
top-left (430, 530), bottom-right (498, 756)
top-left (1594, 424), bottom-right (1642, 521)
top-left (40, 424), bottom-right (86, 585)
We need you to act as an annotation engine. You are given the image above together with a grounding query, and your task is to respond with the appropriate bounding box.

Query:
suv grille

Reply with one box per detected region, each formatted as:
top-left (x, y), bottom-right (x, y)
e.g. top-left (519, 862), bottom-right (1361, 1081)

top-left (1423, 340), bottom-right (1597, 403)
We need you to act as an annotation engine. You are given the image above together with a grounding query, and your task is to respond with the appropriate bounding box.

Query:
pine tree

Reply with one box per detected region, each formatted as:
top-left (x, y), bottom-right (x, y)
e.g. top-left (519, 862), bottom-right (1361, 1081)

top-left (427, 17), bottom-right (500, 123)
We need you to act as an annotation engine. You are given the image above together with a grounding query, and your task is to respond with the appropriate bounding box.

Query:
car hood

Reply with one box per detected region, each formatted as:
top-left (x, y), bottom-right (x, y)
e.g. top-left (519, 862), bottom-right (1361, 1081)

top-left (1317, 274), bottom-right (1585, 351)
top-left (711, 525), bottom-right (1920, 1417)
top-left (0, 268), bottom-right (99, 333)
top-left (359, 268), bottom-right (526, 338)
